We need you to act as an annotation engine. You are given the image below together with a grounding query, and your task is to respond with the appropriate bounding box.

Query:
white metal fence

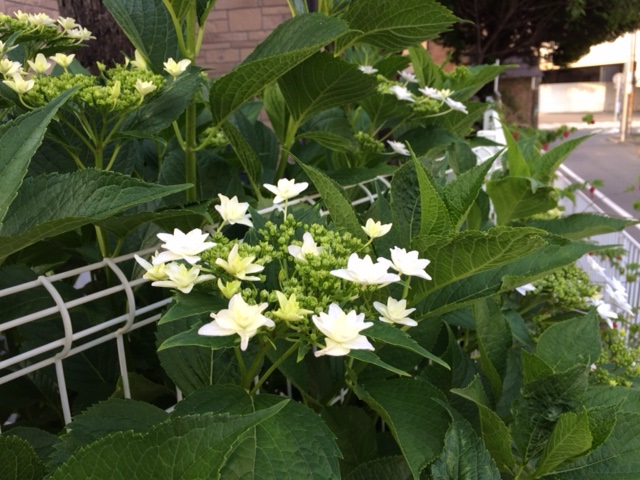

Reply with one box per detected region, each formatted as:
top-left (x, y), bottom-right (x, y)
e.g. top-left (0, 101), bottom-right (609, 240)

top-left (0, 177), bottom-right (391, 430)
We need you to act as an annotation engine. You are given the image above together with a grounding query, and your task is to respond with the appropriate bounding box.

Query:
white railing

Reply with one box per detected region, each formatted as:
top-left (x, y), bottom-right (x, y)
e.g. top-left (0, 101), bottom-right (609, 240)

top-left (0, 177), bottom-right (391, 430)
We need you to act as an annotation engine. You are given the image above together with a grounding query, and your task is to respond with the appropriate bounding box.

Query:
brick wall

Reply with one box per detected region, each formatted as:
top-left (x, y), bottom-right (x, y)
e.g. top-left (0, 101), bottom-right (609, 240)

top-left (0, 0), bottom-right (291, 75)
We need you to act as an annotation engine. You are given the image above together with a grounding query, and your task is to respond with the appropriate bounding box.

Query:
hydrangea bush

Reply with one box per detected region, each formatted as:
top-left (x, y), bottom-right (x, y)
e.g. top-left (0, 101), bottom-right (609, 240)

top-left (1, 1), bottom-right (640, 479)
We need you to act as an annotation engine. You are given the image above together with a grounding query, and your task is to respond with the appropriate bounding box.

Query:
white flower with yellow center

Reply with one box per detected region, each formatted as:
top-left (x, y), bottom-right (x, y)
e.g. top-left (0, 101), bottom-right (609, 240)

top-left (50, 53), bottom-right (75, 69)
top-left (57, 16), bottom-right (79, 31)
top-left (163, 58), bottom-right (191, 78)
top-left (27, 13), bottom-right (56, 27)
top-left (264, 178), bottom-right (309, 204)
top-left (215, 244), bottom-right (264, 281)
top-left (373, 297), bottom-right (417, 327)
top-left (3, 73), bottom-right (34, 95)
top-left (135, 79), bottom-right (157, 99)
top-left (154, 228), bottom-right (215, 265)
top-left (389, 84), bottom-right (415, 102)
top-left (331, 253), bottom-right (400, 286)
top-left (14, 11), bottom-right (29, 22)
top-left (313, 303), bottom-right (374, 357)
top-left (0, 59), bottom-right (22, 78)
top-left (444, 97), bottom-right (468, 114)
top-left (386, 247), bottom-right (432, 280)
top-left (218, 279), bottom-right (242, 299)
top-left (358, 65), bottom-right (378, 75)
top-left (418, 86), bottom-right (443, 100)
top-left (288, 232), bottom-right (323, 262)
top-left (398, 70), bottom-right (418, 83)
top-left (387, 140), bottom-right (410, 156)
top-left (215, 194), bottom-right (252, 227)
top-left (134, 252), bottom-right (168, 281)
top-left (131, 50), bottom-right (148, 71)
top-left (67, 27), bottom-right (96, 42)
top-left (27, 53), bottom-right (50, 74)
top-left (272, 291), bottom-right (313, 322)
top-left (362, 218), bottom-right (392, 239)
top-left (151, 262), bottom-right (214, 294)
top-left (199, 294), bottom-right (274, 351)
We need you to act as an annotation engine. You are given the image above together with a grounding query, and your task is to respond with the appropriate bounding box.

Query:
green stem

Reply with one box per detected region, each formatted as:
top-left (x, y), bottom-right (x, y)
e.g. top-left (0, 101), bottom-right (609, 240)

top-left (275, 121), bottom-right (298, 181)
top-left (250, 342), bottom-right (299, 395)
top-left (161, 0), bottom-right (189, 57)
top-left (184, 103), bottom-right (198, 202)
top-left (104, 143), bottom-right (123, 172)
top-left (234, 347), bottom-right (249, 388)
top-left (60, 117), bottom-right (94, 152)
top-left (244, 341), bottom-right (272, 383)
top-left (172, 121), bottom-right (187, 149)
top-left (95, 225), bottom-right (109, 258)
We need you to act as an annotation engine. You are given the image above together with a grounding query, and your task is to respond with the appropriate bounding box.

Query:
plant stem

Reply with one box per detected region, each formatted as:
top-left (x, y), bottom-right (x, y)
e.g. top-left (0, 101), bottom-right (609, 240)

top-left (184, 103), bottom-right (198, 202)
top-left (234, 347), bottom-right (248, 387)
top-left (250, 342), bottom-right (299, 395)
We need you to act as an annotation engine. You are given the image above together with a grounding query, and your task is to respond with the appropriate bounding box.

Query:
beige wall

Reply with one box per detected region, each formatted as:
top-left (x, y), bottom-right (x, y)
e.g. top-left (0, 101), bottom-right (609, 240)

top-left (1, 0), bottom-right (291, 75)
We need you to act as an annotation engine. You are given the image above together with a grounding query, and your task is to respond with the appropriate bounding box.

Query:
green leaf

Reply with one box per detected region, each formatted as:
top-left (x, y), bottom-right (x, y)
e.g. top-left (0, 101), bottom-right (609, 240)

top-left (50, 402), bottom-right (288, 480)
top-left (472, 298), bottom-right (512, 398)
top-left (0, 170), bottom-right (189, 262)
top-left (102, 0), bottom-right (180, 71)
top-left (553, 412), bottom-right (640, 479)
top-left (443, 154), bottom-right (500, 230)
top-left (296, 160), bottom-right (367, 240)
top-left (158, 324), bottom-right (238, 351)
top-left (285, 0), bottom-right (309, 15)
top-left (360, 92), bottom-right (413, 126)
top-left (486, 177), bottom-right (558, 225)
top-left (210, 13), bottom-right (348, 124)
top-left (503, 124), bottom-right (530, 177)
top-left (586, 405), bottom-right (618, 452)
top-left (354, 378), bottom-right (450, 480)
top-left (279, 52), bottom-right (377, 125)
top-left (521, 351), bottom-right (554, 384)
top-left (526, 213), bottom-right (637, 240)
top-left (535, 410), bottom-right (593, 476)
top-left (222, 120), bottom-right (263, 196)
top-left (158, 293), bottom-right (226, 325)
top-left (167, 0), bottom-right (193, 21)
top-left (430, 409), bottom-right (501, 479)
top-left (48, 398), bottom-right (168, 468)
top-left (348, 349), bottom-right (410, 377)
top-left (338, 0), bottom-right (458, 50)
top-left (444, 64), bottom-right (510, 101)
top-left (0, 89), bottom-right (74, 226)
top-left (531, 135), bottom-right (591, 183)
top-left (408, 46), bottom-right (444, 89)
top-left (2, 427), bottom-right (59, 461)
top-left (410, 154), bottom-right (454, 236)
top-left (536, 311), bottom-right (602, 372)
top-left (263, 82), bottom-right (290, 144)
top-left (366, 322), bottom-right (449, 370)
top-left (452, 377), bottom-right (517, 474)
top-left (584, 386), bottom-right (640, 413)
top-left (297, 130), bottom-right (359, 153)
top-left (345, 456), bottom-right (412, 480)
top-left (427, 101), bottom-right (488, 137)
top-left (0, 435), bottom-right (45, 480)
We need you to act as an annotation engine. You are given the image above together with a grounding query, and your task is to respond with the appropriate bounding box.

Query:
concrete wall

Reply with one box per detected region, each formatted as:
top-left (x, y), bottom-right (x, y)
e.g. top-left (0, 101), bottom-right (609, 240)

top-left (0, 0), bottom-right (291, 75)
top-left (540, 82), bottom-right (640, 113)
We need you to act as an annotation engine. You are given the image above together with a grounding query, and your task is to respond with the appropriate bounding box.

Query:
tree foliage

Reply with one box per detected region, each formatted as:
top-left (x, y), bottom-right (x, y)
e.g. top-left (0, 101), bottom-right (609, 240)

top-left (438, 0), bottom-right (640, 65)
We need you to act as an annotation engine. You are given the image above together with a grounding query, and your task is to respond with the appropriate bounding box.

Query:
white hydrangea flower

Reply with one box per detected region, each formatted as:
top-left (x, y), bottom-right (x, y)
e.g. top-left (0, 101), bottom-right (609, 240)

top-left (215, 244), bottom-right (264, 281)
top-left (313, 303), bottom-right (374, 357)
top-left (3, 74), bottom-right (34, 95)
top-left (418, 86), bottom-right (444, 100)
top-left (358, 65), bottom-right (378, 75)
top-left (386, 247), bottom-right (432, 280)
top-left (67, 27), bottom-right (95, 42)
top-left (586, 255), bottom-right (607, 278)
top-left (27, 13), bottom-right (56, 27)
top-left (198, 293), bottom-right (274, 351)
top-left (264, 178), bottom-right (309, 204)
top-left (151, 262), bottom-right (214, 294)
top-left (373, 297), bottom-right (417, 327)
top-left (331, 253), bottom-right (400, 286)
top-left (131, 50), bottom-right (148, 71)
top-left (389, 84), bottom-right (415, 102)
top-left (50, 53), bottom-right (75, 68)
top-left (605, 279), bottom-right (633, 316)
top-left (0, 59), bottom-right (22, 78)
top-left (387, 140), bottom-right (410, 156)
top-left (215, 194), bottom-right (252, 227)
top-left (57, 16), bottom-right (79, 31)
top-left (163, 58), bottom-right (191, 78)
top-left (444, 97), bottom-right (468, 114)
top-left (135, 79), bottom-right (157, 98)
top-left (362, 218), bottom-right (392, 239)
top-left (134, 252), bottom-right (168, 281)
top-left (287, 232), bottom-right (323, 262)
top-left (516, 283), bottom-right (536, 295)
top-left (398, 70), bottom-right (418, 83)
top-left (154, 228), bottom-right (215, 265)
top-left (272, 291), bottom-right (313, 322)
top-left (27, 53), bottom-right (50, 74)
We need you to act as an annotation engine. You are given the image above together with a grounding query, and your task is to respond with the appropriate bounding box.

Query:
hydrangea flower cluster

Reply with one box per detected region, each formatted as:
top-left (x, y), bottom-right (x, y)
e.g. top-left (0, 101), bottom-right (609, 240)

top-left (138, 180), bottom-right (433, 358)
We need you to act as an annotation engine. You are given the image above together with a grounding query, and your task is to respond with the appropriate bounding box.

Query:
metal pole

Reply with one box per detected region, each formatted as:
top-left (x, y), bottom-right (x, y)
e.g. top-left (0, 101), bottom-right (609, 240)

top-left (620, 33), bottom-right (637, 141)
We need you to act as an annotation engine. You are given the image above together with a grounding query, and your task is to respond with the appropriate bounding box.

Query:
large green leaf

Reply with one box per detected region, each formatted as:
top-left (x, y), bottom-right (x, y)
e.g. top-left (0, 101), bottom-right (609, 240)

top-left (50, 402), bottom-right (288, 479)
top-left (297, 161), bottom-right (367, 240)
top-left (279, 52), bottom-right (377, 125)
top-left (48, 398), bottom-right (168, 468)
top-left (338, 0), bottom-right (457, 50)
top-left (486, 177), bottom-right (558, 225)
top-left (531, 135), bottom-right (591, 183)
top-left (411, 154), bottom-right (454, 236)
top-left (222, 120), bottom-right (263, 196)
top-left (345, 456), bottom-right (412, 480)
top-left (526, 213), bottom-right (636, 240)
top-left (210, 13), bottom-right (348, 124)
top-left (430, 410), bottom-right (501, 479)
top-left (158, 293), bottom-right (226, 325)
top-left (102, 0), bottom-right (180, 71)
top-left (553, 412), bottom-right (640, 479)
top-left (360, 92), bottom-right (413, 126)
top-left (444, 64), bottom-right (510, 101)
top-left (0, 435), bottom-right (45, 480)
top-left (3, 427), bottom-right (59, 462)
top-left (503, 123), bottom-right (530, 177)
top-left (0, 89), bottom-right (74, 226)
top-left (0, 169), bottom-right (189, 262)
top-left (536, 311), bottom-right (602, 372)
top-left (354, 378), bottom-right (450, 480)
top-left (535, 410), bottom-right (592, 477)
top-left (408, 46), bottom-right (444, 89)
top-left (584, 386), bottom-right (640, 413)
